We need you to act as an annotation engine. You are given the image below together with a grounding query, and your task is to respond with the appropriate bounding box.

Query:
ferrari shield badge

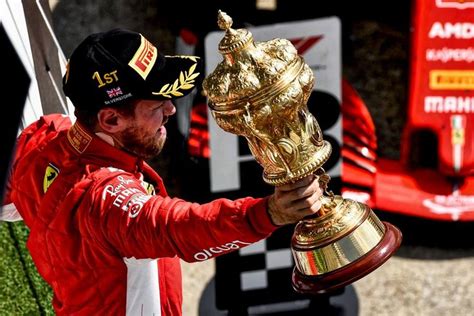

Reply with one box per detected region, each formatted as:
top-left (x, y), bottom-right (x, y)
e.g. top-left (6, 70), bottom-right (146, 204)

top-left (43, 163), bottom-right (59, 193)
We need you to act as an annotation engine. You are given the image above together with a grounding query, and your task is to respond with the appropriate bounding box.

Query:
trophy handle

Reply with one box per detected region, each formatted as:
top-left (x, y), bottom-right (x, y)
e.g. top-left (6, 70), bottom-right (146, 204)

top-left (313, 168), bottom-right (336, 216)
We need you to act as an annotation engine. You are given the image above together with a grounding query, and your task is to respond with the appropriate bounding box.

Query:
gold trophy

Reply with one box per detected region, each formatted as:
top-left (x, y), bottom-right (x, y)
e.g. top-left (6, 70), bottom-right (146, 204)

top-left (202, 11), bottom-right (402, 294)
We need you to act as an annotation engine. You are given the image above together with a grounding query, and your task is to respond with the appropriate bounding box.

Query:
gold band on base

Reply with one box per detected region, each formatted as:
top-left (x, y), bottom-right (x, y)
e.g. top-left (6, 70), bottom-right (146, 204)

top-left (292, 222), bottom-right (402, 294)
top-left (292, 211), bottom-right (385, 275)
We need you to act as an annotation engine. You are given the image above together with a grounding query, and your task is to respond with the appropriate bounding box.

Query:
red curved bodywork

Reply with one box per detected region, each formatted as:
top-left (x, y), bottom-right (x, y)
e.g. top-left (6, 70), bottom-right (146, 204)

top-left (342, 0), bottom-right (474, 221)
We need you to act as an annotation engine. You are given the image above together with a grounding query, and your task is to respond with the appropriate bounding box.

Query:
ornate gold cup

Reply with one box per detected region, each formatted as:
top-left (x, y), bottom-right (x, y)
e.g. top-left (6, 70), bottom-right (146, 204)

top-left (203, 11), bottom-right (402, 294)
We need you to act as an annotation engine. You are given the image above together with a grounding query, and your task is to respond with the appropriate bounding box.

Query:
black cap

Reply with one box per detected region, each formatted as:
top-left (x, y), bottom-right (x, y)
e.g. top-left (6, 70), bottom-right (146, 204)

top-left (63, 28), bottom-right (202, 111)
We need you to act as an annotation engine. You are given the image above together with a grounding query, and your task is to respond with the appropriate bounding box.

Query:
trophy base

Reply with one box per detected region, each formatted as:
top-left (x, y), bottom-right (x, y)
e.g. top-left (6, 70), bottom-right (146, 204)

top-left (291, 222), bottom-right (402, 295)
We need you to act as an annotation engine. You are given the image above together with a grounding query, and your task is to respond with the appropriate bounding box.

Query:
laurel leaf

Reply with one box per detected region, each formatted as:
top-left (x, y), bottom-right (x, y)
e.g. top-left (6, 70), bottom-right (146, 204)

top-left (189, 64), bottom-right (196, 75)
top-left (159, 84), bottom-right (170, 93)
top-left (188, 73), bottom-right (200, 81)
top-left (181, 83), bottom-right (194, 90)
top-left (151, 62), bottom-right (199, 98)
top-left (172, 79), bottom-right (179, 90)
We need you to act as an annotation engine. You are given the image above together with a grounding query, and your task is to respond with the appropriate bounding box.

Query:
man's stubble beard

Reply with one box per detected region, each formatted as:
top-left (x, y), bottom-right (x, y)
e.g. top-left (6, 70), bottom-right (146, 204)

top-left (118, 123), bottom-right (165, 159)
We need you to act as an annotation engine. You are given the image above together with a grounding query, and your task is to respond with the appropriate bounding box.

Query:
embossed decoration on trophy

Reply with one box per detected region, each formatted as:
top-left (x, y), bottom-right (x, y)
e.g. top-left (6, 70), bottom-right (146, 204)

top-left (202, 11), bottom-right (402, 294)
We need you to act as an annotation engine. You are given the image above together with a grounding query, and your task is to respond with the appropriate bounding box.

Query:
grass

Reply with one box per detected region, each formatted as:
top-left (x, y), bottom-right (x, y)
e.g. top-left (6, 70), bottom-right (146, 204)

top-left (0, 222), bottom-right (53, 315)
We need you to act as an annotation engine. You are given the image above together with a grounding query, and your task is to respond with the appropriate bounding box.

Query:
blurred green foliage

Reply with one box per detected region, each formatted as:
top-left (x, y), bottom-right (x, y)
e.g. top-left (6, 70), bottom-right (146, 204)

top-left (0, 222), bottom-right (53, 315)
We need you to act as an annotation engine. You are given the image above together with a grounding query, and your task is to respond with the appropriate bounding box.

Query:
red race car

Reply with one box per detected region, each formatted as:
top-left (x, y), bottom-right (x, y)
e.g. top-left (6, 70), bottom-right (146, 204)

top-left (342, 0), bottom-right (474, 221)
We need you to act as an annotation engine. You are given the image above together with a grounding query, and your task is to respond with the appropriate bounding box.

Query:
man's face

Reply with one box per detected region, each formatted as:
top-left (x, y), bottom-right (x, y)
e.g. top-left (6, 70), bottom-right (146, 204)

top-left (117, 99), bottom-right (176, 159)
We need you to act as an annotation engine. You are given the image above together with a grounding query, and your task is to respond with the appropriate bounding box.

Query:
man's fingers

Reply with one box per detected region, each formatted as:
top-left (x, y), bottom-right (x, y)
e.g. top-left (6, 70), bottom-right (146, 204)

top-left (275, 176), bottom-right (322, 208)
top-left (287, 200), bottom-right (322, 219)
top-left (270, 173), bottom-right (326, 225)
top-left (291, 178), bottom-right (322, 200)
top-left (291, 193), bottom-right (322, 213)
top-left (277, 175), bottom-right (315, 192)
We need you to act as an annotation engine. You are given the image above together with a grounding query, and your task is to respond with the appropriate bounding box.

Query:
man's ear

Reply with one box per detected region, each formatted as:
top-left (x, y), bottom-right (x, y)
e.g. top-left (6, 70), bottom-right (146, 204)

top-left (97, 108), bottom-right (127, 133)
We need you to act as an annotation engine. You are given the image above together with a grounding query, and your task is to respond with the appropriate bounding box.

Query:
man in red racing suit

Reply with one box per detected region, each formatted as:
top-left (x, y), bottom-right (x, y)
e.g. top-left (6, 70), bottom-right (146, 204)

top-left (2, 29), bottom-right (323, 315)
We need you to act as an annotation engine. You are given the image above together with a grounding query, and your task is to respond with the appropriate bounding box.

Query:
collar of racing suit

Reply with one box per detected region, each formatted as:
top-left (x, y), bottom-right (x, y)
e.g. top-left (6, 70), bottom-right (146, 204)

top-left (66, 120), bottom-right (147, 174)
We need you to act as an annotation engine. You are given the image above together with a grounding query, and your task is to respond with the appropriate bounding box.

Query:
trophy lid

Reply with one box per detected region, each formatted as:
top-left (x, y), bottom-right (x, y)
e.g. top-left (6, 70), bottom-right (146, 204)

top-left (216, 10), bottom-right (253, 54)
top-left (203, 11), bottom-right (305, 111)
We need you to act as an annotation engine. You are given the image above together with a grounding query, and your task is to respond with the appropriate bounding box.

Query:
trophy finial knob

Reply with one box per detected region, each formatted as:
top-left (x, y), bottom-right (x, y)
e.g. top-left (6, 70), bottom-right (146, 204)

top-left (215, 10), bottom-right (253, 54)
top-left (217, 10), bottom-right (233, 31)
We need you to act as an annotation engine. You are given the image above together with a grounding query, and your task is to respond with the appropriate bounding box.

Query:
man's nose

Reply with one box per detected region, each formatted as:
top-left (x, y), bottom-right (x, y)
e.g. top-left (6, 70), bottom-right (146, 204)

top-left (164, 101), bottom-right (176, 116)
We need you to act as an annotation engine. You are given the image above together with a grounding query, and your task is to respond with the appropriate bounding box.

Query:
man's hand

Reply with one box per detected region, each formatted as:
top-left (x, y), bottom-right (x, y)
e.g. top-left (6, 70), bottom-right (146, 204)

top-left (267, 175), bottom-right (323, 226)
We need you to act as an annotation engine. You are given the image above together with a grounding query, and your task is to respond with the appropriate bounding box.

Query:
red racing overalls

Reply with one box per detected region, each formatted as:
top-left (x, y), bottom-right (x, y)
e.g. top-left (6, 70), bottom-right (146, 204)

top-left (4, 114), bottom-right (276, 315)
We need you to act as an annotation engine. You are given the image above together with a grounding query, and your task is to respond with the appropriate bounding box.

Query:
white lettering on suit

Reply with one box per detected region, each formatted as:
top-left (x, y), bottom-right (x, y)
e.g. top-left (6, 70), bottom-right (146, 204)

top-left (102, 176), bottom-right (151, 218)
top-left (193, 240), bottom-right (252, 261)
